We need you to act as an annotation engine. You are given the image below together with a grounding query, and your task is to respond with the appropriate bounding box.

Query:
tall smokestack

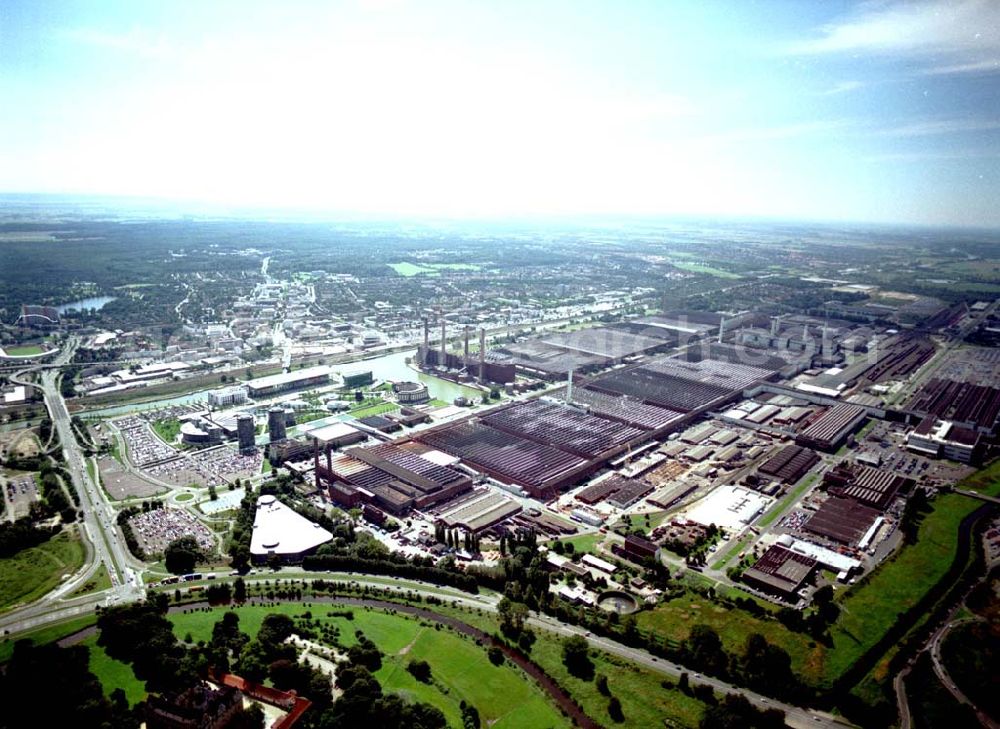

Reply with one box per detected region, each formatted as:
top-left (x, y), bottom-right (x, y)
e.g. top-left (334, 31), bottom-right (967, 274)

top-left (464, 326), bottom-right (470, 364)
top-left (718, 316), bottom-right (726, 344)
top-left (422, 318), bottom-right (430, 363)
top-left (770, 316), bottom-right (779, 336)
top-left (440, 320), bottom-right (447, 367)
top-left (822, 326), bottom-right (833, 359)
top-left (313, 437), bottom-right (320, 492)
top-left (567, 368), bottom-right (574, 404)
top-left (479, 328), bottom-right (486, 384)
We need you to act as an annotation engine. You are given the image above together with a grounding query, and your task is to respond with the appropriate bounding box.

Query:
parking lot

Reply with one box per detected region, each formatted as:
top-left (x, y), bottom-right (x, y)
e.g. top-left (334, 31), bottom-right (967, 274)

top-left (2, 470), bottom-right (40, 520)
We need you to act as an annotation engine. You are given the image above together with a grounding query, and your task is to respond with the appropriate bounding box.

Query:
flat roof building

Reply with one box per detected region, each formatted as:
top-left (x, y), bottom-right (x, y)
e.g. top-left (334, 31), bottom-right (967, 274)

top-left (742, 545), bottom-right (817, 599)
top-left (250, 495), bottom-right (333, 562)
top-left (246, 366), bottom-right (332, 398)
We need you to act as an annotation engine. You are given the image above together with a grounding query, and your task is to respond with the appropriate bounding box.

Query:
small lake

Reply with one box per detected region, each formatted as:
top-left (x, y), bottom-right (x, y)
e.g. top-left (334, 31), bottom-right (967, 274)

top-left (55, 296), bottom-right (117, 313)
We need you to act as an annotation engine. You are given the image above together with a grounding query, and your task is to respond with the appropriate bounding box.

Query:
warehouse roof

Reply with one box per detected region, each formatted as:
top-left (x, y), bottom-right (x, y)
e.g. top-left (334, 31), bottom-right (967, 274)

top-left (246, 365), bottom-right (331, 391)
top-left (251, 495), bottom-right (333, 556)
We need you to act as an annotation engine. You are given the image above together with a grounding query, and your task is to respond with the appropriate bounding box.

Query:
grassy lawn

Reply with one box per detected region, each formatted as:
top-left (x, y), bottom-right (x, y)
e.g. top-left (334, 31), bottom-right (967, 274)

top-left (175, 492), bottom-right (194, 502)
top-left (67, 564), bottom-right (112, 599)
top-left (550, 532), bottom-right (604, 555)
top-left (756, 473), bottom-right (818, 529)
top-left (711, 534), bottom-right (754, 570)
top-left (637, 593), bottom-right (826, 684)
top-left (388, 262), bottom-right (437, 276)
top-left (170, 604), bottom-right (568, 728)
top-left (151, 418), bottom-right (181, 445)
top-left (79, 634), bottom-right (147, 706)
top-left (349, 401), bottom-right (400, 419)
top-left (529, 629), bottom-right (708, 728)
top-left (0, 529), bottom-right (86, 613)
top-left (4, 344), bottom-right (47, 356)
top-left (0, 614), bottom-right (98, 662)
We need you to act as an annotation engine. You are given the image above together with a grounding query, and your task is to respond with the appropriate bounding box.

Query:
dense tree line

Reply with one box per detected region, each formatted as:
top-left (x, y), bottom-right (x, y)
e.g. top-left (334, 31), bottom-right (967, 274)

top-left (0, 640), bottom-right (135, 729)
top-left (0, 517), bottom-right (60, 557)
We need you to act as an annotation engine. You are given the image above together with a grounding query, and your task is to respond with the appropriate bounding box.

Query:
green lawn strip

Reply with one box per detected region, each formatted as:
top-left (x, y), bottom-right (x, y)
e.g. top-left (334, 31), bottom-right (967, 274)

top-left (955, 458), bottom-right (1000, 494)
top-left (427, 263), bottom-right (480, 271)
top-left (4, 345), bottom-right (47, 356)
top-left (78, 634), bottom-right (147, 707)
top-left (170, 604), bottom-right (567, 727)
top-left (349, 402), bottom-right (400, 419)
top-left (0, 614), bottom-right (98, 662)
top-left (528, 630), bottom-right (708, 728)
top-left (757, 473), bottom-right (818, 529)
top-left (637, 592), bottom-right (826, 684)
top-left (823, 488), bottom-right (996, 684)
top-left (67, 563), bottom-right (112, 599)
top-left (0, 530), bottom-right (86, 613)
top-left (550, 533), bottom-right (603, 555)
top-left (711, 534), bottom-right (754, 570)
top-left (175, 492), bottom-right (194, 502)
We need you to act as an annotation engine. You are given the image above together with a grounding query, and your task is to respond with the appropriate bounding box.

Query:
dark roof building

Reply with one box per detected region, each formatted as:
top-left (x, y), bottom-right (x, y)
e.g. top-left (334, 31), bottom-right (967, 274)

top-left (624, 534), bottom-right (661, 562)
top-left (758, 445), bottom-right (820, 484)
top-left (742, 545), bottom-right (817, 599)
top-left (796, 403), bottom-right (867, 451)
top-left (804, 497), bottom-right (881, 545)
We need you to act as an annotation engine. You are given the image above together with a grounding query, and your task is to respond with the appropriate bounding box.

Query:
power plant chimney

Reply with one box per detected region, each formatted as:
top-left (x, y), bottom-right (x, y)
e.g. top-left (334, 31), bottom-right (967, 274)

top-left (440, 320), bottom-right (447, 367)
top-left (718, 316), bottom-right (727, 344)
top-left (566, 368), bottom-right (574, 404)
top-left (479, 328), bottom-right (486, 384)
top-left (463, 325), bottom-right (470, 364)
top-left (770, 316), bottom-right (779, 336)
top-left (422, 318), bottom-right (430, 364)
top-left (313, 437), bottom-right (320, 492)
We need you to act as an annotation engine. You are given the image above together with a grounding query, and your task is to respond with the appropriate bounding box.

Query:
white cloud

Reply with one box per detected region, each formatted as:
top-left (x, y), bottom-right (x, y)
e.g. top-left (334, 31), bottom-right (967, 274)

top-left (788, 0), bottom-right (1000, 75)
top-left (876, 118), bottom-right (1000, 137)
top-left (819, 80), bottom-right (865, 95)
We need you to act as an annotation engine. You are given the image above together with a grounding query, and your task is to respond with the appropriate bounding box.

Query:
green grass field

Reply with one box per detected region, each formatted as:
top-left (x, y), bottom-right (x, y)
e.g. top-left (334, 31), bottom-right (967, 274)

top-left (170, 604), bottom-right (568, 728)
top-left (0, 530), bottom-right (86, 613)
top-left (152, 418), bottom-right (181, 444)
top-left (349, 401), bottom-right (400, 419)
top-left (528, 630), bottom-right (707, 728)
top-left (550, 532), bottom-right (604, 555)
top-left (175, 492), bottom-right (194, 502)
top-left (3, 344), bottom-right (47, 356)
top-left (637, 592), bottom-right (826, 683)
top-left (0, 614), bottom-right (98, 663)
top-left (79, 634), bottom-right (147, 706)
top-left (67, 564), bottom-right (112, 599)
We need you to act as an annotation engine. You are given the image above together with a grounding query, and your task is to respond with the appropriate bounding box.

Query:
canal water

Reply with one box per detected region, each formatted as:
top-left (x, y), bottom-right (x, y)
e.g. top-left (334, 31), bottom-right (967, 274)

top-left (341, 349), bottom-right (483, 403)
top-left (81, 350), bottom-right (482, 420)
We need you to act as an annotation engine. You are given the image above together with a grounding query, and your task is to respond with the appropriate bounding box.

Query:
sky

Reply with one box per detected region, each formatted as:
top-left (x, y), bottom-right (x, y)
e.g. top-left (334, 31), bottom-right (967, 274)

top-left (1, 0), bottom-right (998, 227)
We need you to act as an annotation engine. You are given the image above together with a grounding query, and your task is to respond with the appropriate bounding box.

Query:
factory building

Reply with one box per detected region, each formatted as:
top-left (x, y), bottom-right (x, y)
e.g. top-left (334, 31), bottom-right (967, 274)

top-left (245, 366), bottom-right (332, 398)
top-left (315, 441), bottom-right (473, 515)
top-left (906, 416), bottom-right (981, 463)
top-left (742, 545), bottom-right (817, 600)
top-left (208, 385), bottom-right (248, 408)
top-left (796, 403), bottom-right (867, 451)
